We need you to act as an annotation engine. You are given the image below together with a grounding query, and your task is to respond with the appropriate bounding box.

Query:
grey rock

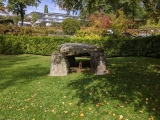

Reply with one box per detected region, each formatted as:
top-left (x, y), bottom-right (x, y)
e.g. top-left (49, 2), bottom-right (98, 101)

top-left (58, 43), bottom-right (104, 57)
top-left (50, 51), bottom-right (69, 76)
top-left (90, 52), bottom-right (107, 75)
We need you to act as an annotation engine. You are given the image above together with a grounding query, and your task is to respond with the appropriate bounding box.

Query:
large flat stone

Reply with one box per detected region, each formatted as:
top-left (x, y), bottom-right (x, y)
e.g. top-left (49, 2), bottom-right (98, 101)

top-left (58, 43), bottom-right (104, 57)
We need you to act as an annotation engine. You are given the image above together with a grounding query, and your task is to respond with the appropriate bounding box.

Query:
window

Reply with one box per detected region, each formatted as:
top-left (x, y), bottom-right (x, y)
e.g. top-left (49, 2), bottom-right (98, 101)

top-left (58, 16), bottom-right (63, 19)
top-left (51, 15), bottom-right (55, 18)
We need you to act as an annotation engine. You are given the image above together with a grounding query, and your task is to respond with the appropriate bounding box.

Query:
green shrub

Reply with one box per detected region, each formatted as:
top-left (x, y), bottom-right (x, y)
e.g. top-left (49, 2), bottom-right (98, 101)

top-left (61, 18), bottom-right (80, 35)
top-left (75, 27), bottom-right (103, 40)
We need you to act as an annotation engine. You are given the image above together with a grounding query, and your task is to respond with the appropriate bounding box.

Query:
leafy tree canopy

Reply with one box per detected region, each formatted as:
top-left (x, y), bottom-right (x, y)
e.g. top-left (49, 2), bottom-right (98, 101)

top-left (31, 12), bottom-right (40, 23)
top-left (7, 0), bottom-right (41, 26)
top-left (0, 0), bottom-right (6, 13)
top-left (141, 0), bottom-right (160, 23)
top-left (53, 0), bottom-right (160, 22)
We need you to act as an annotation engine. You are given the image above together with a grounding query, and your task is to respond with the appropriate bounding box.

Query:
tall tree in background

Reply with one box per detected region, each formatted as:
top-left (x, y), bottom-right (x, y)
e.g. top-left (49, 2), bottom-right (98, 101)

top-left (52, 0), bottom-right (124, 14)
top-left (53, 0), bottom-right (159, 22)
top-left (110, 10), bottom-right (132, 36)
top-left (44, 4), bottom-right (48, 13)
top-left (0, 0), bottom-right (6, 14)
top-left (7, 0), bottom-right (41, 26)
top-left (11, 15), bottom-right (21, 25)
top-left (142, 0), bottom-right (160, 23)
top-left (120, 0), bottom-right (146, 22)
top-left (32, 12), bottom-right (40, 23)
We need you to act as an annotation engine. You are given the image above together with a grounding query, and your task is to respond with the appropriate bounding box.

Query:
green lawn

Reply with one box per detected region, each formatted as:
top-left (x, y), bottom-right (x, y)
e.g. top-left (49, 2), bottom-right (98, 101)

top-left (0, 54), bottom-right (160, 120)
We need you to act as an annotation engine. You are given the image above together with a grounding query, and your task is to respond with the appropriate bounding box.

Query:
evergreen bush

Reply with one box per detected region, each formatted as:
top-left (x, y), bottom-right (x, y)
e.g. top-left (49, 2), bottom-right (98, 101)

top-left (61, 18), bottom-right (80, 35)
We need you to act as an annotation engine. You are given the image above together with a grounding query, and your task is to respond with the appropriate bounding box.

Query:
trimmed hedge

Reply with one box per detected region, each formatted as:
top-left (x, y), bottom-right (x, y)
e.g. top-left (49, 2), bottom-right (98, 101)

top-left (104, 36), bottom-right (160, 58)
top-left (0, 35), bottom-right (103, 55)
top-left (0, 35), bottom-right (160, 58)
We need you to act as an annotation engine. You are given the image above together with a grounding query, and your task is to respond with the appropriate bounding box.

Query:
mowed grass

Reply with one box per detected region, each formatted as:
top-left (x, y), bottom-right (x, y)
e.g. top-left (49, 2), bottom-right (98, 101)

top-left (0, 54), bottom-right (160, 120)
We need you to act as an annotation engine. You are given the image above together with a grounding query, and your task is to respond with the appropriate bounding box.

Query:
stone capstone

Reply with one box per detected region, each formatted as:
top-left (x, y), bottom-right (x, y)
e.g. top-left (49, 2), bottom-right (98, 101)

top-left (50, 51), bottom-right (69, 76)
top-left (90, 52), bottom-right (107, 75)
top-left (58, 43), bottom-right (104, 57)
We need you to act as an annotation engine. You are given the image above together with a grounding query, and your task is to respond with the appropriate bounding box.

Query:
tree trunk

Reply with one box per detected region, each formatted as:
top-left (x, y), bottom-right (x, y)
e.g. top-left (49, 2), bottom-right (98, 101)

top-left (20, 3), bottom-right (25, 26)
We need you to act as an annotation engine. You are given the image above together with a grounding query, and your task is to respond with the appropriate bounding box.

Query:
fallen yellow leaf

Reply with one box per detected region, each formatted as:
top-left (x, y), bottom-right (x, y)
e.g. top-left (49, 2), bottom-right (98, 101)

top-left (68, 102), bottom-right (72, 105)
top-left (80, 113), bottom-right (84, 117)
top-left (51, 109), bottom-right (55, 113)
top-left (118, 115), bottom-right (123, 120)
top-left (96, 104), bottom-right (99, 107)
top-left (9, 106), bottom-right (13, 109)
top-left (64, 111), bottom-right (68, 113)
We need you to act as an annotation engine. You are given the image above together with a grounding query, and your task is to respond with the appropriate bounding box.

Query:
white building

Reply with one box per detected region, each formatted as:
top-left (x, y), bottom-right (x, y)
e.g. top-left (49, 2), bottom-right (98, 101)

top-left (18, 21), bottom-right (32, 26)
top-left (34, 13), bottom-right (79, 26)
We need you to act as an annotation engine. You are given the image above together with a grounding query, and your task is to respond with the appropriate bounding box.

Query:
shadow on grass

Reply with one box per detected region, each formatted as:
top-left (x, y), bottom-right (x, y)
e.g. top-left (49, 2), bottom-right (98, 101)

top-left (68, 57), bottom-right (160, 119)
top-left (0, 55), bottom-right (49, 90)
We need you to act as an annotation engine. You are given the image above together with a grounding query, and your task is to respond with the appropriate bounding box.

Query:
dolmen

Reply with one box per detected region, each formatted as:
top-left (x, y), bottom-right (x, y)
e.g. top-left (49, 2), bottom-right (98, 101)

top-left (50, 43), bottom-right (107, 76)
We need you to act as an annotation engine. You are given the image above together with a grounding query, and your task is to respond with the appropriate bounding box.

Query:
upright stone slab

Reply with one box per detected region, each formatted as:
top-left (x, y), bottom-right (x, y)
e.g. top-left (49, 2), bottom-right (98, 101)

top-left (50, 51), bottom-right (69, 76)
top-left (90, 52), bottom-right (107, 75)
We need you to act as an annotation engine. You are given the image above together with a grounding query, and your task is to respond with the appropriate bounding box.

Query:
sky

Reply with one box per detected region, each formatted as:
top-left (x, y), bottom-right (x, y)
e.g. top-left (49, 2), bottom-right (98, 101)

top-left (26, 0), bottom-right (67, 14)
top-left (4, 0), bottom-right (67, 14)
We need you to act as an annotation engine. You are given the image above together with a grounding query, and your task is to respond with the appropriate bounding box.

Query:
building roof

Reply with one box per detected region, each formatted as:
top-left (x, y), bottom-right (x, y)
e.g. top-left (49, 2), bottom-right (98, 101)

top-left (43, 12), bottom-right (78, 18)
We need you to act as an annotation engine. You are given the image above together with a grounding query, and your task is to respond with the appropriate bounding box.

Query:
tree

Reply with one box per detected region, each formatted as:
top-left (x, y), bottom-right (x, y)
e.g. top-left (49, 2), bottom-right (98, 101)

top-left (12, 15), bottom-right (21, 25)
top-left (53, 0), bottom-right (159, 22)
top-left (76, 13), bottom-right (111, 39)
top-left (87, 13), bottom-right (111, 29)
top-left (119, 0), bottom-right (146, 22)
top-left (141, 0), bottom-right (160, 23)
top-left (44, 4), bottom-right (48, 13)
top-left (52, 0), bottom-right (108, 14)
top-left (110, 10), bottom-right (132, 36)
top-left (7, 0), bottom-right (41, 26)
top-left (52, 0), bottom-right (122, 14)
top-left (32, 12), bottom-right (40, 23)
top-left (0, 0), bottom-right (6, 13)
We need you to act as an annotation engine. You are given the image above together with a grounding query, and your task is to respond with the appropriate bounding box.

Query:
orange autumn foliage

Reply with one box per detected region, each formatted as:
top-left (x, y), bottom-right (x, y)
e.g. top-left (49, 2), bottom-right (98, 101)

top-left (87, 13), bottom-right (111, 29)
